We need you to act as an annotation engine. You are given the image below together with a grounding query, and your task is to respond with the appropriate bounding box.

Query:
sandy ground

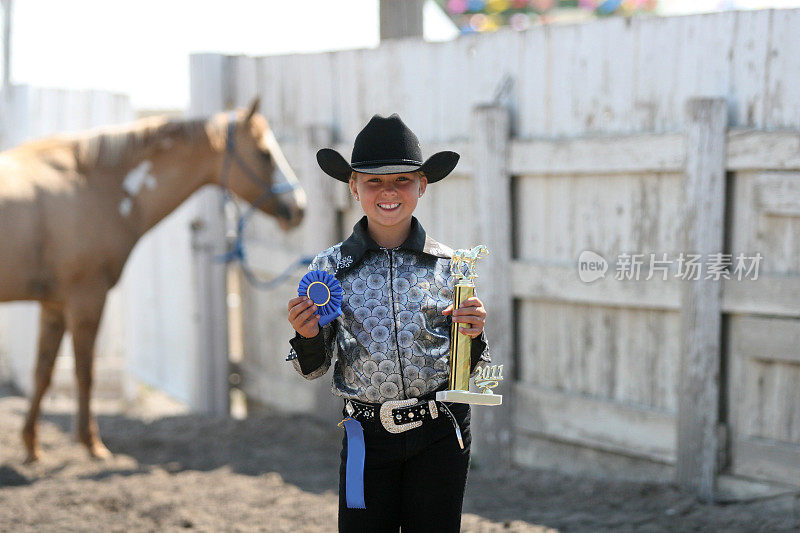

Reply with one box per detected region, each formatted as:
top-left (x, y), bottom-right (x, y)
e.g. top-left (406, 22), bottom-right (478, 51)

top-left (1, 383), bottom-right (799, 533)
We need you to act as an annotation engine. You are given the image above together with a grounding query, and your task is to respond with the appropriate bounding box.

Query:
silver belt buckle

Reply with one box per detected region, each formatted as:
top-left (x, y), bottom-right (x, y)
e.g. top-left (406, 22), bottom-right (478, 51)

top-left (379, 398), bottom-right (422, 434)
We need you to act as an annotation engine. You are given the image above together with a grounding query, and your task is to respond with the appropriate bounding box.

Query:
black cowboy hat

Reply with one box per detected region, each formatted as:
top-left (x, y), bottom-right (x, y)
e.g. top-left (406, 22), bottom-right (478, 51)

top-left (316, 113), bottom-right (459, 183)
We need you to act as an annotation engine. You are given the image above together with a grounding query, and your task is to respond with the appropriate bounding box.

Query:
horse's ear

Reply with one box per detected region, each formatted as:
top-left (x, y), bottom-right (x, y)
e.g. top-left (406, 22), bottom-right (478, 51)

top-left (205, 114), bottom-right (227, 152)
top-left (245, 97), bottom-right (260, 122)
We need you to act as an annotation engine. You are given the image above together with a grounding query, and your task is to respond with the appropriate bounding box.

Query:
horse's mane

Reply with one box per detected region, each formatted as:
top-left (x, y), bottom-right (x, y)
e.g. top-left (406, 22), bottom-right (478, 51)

top-left (71, 116), bottom-right (210, 169)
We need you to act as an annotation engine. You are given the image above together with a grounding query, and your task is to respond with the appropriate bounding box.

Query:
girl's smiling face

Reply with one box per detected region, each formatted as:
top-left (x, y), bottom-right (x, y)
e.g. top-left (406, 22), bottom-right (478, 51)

top-left (349, 171), bottom-right (427, 233)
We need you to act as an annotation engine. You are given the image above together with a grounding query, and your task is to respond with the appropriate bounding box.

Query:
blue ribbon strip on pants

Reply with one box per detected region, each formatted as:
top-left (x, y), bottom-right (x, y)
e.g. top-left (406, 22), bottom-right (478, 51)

top-left (343, 418), bottom-right (366, 509)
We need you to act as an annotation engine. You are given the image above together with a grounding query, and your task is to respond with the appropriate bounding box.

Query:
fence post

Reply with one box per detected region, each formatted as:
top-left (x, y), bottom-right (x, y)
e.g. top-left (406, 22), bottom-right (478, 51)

top-left (300, 124), bottom-right (337, 249)
top-left (379, 0), bottom-right (424, 41)
top-left (677, 97), bottom-right (728, 501)
top-left (190, 195), bottom-right (230, 415)
top-left (189, 53), bottom-right (230, 415)
top-left (471, 104), bottom-right (513, 467)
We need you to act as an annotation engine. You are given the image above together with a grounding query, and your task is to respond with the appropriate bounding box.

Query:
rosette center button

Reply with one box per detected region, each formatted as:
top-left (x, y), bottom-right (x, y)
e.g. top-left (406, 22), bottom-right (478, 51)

top-left (307, 281), bottom-right (331, 306)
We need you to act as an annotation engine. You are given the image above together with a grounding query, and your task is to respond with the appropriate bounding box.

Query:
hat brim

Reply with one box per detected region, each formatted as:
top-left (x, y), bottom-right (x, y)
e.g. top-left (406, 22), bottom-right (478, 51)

top-left (317, 149), bottom-right (459, 184)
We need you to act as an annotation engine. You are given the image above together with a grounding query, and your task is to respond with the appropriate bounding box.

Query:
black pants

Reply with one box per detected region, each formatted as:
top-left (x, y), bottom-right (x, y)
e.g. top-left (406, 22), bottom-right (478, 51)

top-left (338, 402), bottom-right (472, 533)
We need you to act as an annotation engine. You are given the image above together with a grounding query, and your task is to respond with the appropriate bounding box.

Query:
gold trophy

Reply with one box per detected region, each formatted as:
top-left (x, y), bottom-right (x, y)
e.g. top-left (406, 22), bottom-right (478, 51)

top-left (436, 245), bottom-right (503, 406)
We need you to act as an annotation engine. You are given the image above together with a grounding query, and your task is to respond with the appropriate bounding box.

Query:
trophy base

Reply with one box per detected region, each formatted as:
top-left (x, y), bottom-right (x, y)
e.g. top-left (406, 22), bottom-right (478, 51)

top-left (436, 390), bottom-right (503, 406)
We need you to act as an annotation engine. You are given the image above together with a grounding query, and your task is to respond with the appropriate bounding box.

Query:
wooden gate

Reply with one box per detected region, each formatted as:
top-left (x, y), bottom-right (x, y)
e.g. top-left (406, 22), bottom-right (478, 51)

top-left (726, 169), bottom-right (800, 487)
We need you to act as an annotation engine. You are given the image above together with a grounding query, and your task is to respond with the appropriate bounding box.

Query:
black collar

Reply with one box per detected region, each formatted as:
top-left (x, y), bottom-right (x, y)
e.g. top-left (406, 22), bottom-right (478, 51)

top-left (336, 216), bottom-right (451, 278)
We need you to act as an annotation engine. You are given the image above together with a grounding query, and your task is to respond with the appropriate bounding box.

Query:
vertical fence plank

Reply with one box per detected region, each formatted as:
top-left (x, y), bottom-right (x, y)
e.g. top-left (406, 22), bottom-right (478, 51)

top-left (298, 123), bottom-right (337, 255)
top-left (677, 97), bottom-right (728, 501)
top-left (191, 190), bottom-right (230, 415)
top-left (729, 9), bottom-right (770, 128)
top-left (189, 53), bottom-right (230, 415)
top-left (765, 9), bottom-right (800, 129)
top-left (231, 55), bottom-right (258, 108)
top-left (471, 105), bottom-right (513, 466)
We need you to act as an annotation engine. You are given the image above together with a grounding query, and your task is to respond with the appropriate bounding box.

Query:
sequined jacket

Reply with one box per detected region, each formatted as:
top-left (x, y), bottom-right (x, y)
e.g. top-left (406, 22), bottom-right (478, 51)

top-left (286, 215), bottom-right (491, 404)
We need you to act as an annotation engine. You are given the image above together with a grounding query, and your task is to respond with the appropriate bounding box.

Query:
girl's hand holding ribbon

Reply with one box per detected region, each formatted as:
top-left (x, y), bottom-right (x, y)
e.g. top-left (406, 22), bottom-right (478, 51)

top-left (288, 296), bottom-right (320, 338)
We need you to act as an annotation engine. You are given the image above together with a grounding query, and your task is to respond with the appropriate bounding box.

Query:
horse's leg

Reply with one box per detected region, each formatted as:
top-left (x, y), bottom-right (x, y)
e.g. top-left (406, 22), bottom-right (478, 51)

top-left (65, 287), bottom-right (112, 459)
top-left (21, 303), bottom-right (67, 463)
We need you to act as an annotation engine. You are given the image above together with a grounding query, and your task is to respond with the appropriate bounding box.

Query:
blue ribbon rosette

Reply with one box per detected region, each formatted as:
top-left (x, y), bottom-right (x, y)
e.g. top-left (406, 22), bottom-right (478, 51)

top-left (298, 270), bottom-right (343, 327)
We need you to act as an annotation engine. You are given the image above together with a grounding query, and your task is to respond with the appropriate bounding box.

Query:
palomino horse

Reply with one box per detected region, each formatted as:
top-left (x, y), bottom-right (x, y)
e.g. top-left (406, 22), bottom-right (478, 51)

top-left (0, 98), bottom-right (306, 462)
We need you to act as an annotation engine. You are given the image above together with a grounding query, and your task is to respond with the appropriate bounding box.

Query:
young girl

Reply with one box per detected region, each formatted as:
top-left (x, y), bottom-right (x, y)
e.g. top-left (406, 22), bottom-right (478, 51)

top-left (286, 113), bottom-right (491, 532)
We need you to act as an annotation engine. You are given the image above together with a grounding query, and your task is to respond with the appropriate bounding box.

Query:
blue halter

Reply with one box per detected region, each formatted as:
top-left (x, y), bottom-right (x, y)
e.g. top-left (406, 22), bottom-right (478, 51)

top-left (219, 110), bottom-right (300, 207)
top-left (216, 111), bottom-right (312, 289)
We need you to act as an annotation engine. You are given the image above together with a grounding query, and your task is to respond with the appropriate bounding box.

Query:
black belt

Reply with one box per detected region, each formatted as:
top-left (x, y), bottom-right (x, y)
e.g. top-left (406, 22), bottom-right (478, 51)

top-left (342, 391), bottom-right (465, 448)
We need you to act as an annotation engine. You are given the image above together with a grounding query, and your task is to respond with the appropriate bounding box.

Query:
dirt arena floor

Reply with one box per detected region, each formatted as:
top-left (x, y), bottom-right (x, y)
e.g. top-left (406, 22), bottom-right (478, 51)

top-left (1, 383), bottom-right (798, 533)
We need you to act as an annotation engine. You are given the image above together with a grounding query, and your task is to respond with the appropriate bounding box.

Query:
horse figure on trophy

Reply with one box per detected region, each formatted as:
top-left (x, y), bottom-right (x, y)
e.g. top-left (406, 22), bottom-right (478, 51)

top-left (450, 245), bottom-right (489, 281)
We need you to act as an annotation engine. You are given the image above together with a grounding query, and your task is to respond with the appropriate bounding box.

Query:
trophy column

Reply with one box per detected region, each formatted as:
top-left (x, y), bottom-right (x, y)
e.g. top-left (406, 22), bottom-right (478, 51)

top-left (448, 280), bottom-right (474, 391)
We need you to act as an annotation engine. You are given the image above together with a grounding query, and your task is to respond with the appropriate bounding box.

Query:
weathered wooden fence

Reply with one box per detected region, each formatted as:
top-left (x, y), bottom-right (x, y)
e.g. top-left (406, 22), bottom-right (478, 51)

top-left (190, 8), bottom-right (800, 500)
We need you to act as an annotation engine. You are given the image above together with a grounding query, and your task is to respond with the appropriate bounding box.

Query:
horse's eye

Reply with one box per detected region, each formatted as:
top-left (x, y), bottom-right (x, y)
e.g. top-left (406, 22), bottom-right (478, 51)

top-left (260, 151), bottom-right (273, 165)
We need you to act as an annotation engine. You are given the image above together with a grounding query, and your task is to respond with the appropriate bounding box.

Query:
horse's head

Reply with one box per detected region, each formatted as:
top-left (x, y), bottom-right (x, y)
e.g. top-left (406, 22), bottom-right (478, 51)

top-left (206, 98), bottom-right (306, 230)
